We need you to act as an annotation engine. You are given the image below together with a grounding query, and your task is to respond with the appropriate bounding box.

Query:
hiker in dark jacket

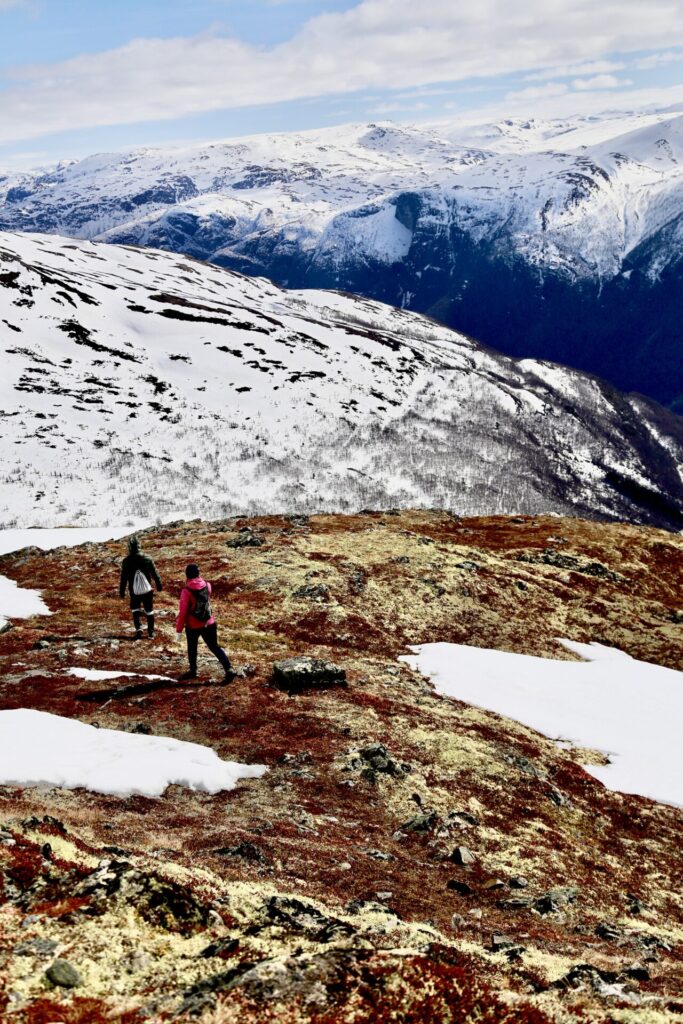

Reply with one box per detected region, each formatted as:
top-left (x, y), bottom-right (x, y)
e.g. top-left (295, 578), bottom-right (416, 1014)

top-left (119, 536), bottom-right (162, 639)
top-left (175, 563), bottom-right (234, 682)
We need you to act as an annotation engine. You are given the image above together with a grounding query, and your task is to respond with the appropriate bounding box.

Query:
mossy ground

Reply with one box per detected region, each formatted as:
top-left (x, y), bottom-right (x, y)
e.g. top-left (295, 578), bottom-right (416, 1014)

top-left (0, 511), bottom-right (681, 1022)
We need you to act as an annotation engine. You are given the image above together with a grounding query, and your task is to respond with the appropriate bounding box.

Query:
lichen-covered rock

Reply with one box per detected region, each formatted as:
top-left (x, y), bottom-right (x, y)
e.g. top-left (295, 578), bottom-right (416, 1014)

top-left (227, 529), bottom-right (263, 548)
top-left (45, 959), bottom-right (82, 988)
top-left (272, 656), bottom-right (346, 693)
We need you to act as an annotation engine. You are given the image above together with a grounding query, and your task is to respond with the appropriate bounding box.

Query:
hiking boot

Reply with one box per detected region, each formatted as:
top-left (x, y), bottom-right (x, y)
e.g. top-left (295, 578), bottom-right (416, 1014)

top-left (134, 629), bottom-right (143, 640)
top-left (223, 669), bottom-right (237, 684)
top-left (178, 670), bottom-right (197, 681)
top-left (147, 630), bottom-right (155, 639)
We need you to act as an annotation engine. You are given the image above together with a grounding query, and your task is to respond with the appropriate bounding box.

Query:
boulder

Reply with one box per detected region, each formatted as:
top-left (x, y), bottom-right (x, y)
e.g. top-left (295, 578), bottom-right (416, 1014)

top-left (227, 530), bottom-right (263, 548)
top-left (399, 810), bottom-right (437, 834)
top-left (46, 959), bottom-right (82, 988)
top-left (292, 583), bottom-right (330, 602)
top-left (450, 846), bottom-right (476, 866)
top-left (272, 657), bottom-right (347, 694)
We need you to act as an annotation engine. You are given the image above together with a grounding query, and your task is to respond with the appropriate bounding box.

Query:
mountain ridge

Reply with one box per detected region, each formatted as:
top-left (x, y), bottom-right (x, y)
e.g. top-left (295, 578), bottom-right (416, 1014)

top-left (2, 109), bottom-right (682, 405)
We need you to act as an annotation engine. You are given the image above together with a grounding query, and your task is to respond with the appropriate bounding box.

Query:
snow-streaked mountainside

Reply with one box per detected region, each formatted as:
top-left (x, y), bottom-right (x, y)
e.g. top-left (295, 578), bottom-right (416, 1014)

top-left (2, 109), bottom-right (682, 406)
top-left (1, 231), bottom-right (682, 529)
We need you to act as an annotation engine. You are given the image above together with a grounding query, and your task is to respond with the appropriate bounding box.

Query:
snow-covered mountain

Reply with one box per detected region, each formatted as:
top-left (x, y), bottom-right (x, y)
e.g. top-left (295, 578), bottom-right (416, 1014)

top-left (1, 231), bottom-right (681, 529)
top-left (1, 109), bottom-right (682, 407)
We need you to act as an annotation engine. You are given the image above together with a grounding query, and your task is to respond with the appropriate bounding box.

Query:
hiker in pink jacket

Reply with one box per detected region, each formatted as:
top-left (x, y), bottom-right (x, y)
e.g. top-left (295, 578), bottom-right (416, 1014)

top-left (176, 563), bottom-right (234, 682)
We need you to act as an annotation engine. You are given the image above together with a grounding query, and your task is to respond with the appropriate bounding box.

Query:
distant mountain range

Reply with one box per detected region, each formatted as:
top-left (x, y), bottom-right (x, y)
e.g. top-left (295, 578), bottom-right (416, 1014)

top-left (1, 231), bottom-right (682, 528)
top-left (1, 109), bottom-right (682, 408)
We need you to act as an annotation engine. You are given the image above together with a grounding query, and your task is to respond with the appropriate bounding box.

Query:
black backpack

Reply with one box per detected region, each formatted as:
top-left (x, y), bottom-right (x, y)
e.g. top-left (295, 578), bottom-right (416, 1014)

top-left (190, 585), bottom-right (212, 623)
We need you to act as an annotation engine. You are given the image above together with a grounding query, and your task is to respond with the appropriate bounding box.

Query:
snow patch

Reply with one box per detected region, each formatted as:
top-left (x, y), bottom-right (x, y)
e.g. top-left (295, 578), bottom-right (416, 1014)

top-left (0, 708), bottom-right (268, 798)
top-left (68, 668), bottom-right (173, 682)
top-left (400, 640), bottom-right (683, 806)
top-left (0, 576), bottom-right (50, 634)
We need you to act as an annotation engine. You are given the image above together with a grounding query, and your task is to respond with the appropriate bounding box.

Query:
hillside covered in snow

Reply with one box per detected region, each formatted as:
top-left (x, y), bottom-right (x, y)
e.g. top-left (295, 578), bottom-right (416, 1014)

top-left (2, 109), bottom-right (682, 406)
top-left (1, 231), bottom-right (683, 529)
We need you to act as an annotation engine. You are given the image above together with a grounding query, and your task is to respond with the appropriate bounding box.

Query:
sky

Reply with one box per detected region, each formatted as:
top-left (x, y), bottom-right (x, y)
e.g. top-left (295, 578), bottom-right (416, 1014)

top-left (1, 0), bottom-right (683, 169)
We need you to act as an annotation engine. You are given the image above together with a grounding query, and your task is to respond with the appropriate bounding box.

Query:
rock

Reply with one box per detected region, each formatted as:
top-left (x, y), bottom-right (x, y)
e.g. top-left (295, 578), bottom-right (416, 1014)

top-left (227, 531), bottom-right (263, 548)
top-left (292, 583), bottom-right (330, 602)
top-left (554, 964), bottom-right (621, 994)
top-left (399, 810), bottom-right (437, 834)
top-left (365, 849), bottom-right (394, 861)
top-left (456, 560), bottom-right (478, 572)
top-left (349, 569), bottom-right (366, 595)
top-left (506, 754), bottom-right (545, 779)
top-left (451, 913), bottom-right (467, 929)
top-left (284, 514), bottom-right (309, 527)
top-left (15, 937), bottom-right (57, 958)
top-left (358, 743), bottom-right (403, 777)
top-left (130, 722), bottom-right (152, 735)
top-left (534, 886), bottom-right (578, 915)
top-left (444, 810), bottom-right (480, 829)
top-left (516, 549), bottom-right (625, 583)
top-left (450, 846), bottom-right (476, 866)
top-left (508, 876), bottom-right (529, 889)
top-left (272, 657), bottom-right (346, 694)
top-left (596, 922), bottom-right (620, 941)
top-left (76, 861), bottom-right (211, 933)
top-left (200, 938), bottom-right (240, 959)
top-left (264, 896), bottom-right (356, 943)
top-left (497, 897), bottom-right (532, 911)
top-left (46, 959), bottom-right (82, 988)
top-left (547, 786), bottom-right (571, 807)
top-left (624, 963), bottom-right (650, 981)
top-left (446, 880), bottom-right (473, 896)
top-left (490, 933), bottom-right (515, 952)
top-left (213, 842), bottom-right (266, 864)
top-left (481, 878), bottom-right (505, 891)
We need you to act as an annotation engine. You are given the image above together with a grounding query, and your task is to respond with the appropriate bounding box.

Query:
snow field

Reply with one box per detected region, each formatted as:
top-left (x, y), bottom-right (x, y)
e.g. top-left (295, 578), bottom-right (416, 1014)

top-left (401, 640), bottom-right (683, 807)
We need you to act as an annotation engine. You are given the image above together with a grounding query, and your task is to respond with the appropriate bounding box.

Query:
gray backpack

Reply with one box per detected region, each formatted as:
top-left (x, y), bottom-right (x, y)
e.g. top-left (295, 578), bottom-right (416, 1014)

top-left (133, 569), bottom-right (152, 596)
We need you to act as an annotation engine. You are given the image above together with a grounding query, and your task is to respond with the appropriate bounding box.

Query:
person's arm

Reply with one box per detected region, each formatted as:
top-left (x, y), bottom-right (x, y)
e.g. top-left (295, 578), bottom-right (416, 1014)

top-left (119, 558), bottom-right (127, 598)
top-left (149, 558), bottom-right (163, 592)
top-left (176, 588), bottom-right (190, 633)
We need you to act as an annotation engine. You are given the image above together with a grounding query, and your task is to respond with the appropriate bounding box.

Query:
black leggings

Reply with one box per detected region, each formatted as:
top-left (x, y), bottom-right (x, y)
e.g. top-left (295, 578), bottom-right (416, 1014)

top-left (131, 592), bottom-right (154, 635)
top-left (186, 623), bottom-right (232, 674)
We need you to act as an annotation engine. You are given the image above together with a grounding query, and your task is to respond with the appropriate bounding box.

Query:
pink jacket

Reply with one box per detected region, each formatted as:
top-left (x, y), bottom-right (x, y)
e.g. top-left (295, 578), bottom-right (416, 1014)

top-left (176, 577), bottom-right (216, 632)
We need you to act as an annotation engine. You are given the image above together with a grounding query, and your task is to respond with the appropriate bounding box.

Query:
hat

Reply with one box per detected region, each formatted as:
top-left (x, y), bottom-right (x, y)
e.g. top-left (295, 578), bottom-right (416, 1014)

top-left (185, 563), bottom-right (200, 579)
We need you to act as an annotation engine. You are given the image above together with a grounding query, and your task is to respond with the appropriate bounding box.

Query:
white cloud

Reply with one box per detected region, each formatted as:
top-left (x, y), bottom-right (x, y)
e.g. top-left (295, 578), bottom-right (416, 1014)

top-left (572, 74), bottom-right (633, 90)
top-left (524, 60), bottom-right (626, 81)
top-left (505, 82), bottom-right (568, 101)
top-left (1, 0), bottom-right (683, 143)
top-left (635, 49), bottom-right (683, 70)
top-left (368, 100), bottom-right (429, 114)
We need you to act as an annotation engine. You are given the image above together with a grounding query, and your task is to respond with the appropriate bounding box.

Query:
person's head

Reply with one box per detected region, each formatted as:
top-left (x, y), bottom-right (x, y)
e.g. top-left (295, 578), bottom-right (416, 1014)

top-left (128, 536), bottom-right (140, 556)
top-left (185, 563), bottom-right (200, 580)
